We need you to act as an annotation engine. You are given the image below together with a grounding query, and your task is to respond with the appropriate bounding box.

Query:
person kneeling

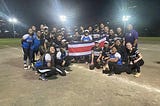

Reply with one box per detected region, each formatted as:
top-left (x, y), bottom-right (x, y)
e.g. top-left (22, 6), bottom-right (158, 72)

top-left (107, 46), bottom-right (123, 76)
top-left (56, 46), bottom-right (70, 73)
top-left (126, 42), bottom-right (144, 77)
top-left (89, 41), bottom-right (102, 70)
top-left (35, 46), bottom-right (66, 81)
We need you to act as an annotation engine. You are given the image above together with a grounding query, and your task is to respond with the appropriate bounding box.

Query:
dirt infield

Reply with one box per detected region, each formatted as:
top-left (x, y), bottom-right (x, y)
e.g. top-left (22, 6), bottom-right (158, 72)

top-left (0, 43), bottom-right (160, 106)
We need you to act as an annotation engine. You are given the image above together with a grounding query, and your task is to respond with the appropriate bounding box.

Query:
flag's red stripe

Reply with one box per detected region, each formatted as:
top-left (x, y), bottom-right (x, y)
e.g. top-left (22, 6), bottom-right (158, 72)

top-left (99, 41), bottom-right (105, 47)
top-left (68, 45), bottom-right (93, 53)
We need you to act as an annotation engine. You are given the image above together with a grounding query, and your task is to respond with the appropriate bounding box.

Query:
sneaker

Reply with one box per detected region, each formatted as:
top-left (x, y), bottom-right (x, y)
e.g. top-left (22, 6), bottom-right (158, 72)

top-left (24, 64), bottom-right (28, 70)
top-left (27, 65), bottom-right (31, 70)
top-left (65, 70), bottom-right (70, 74)
top-left (134, 73), bottom-right (141, 78)
top-left (39, 76), bottom-right (48, 81)
top-left (85, 62), bottom-right (88, 65)
top-left (31, 63), bottom-right (34, 68)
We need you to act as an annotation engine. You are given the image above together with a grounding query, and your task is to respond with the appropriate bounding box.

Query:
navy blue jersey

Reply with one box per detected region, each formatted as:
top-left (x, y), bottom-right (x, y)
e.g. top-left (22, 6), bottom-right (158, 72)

top-left (108, 35), bottom-right (116, 46)
top-left (127, 48), bottom-right (140, 62)
top-left (91, 46), bottom-right (102, 57)
top-left (125, 30), bottom-right (138, 46)
top-left (102, 46), bottom-right (110, 57)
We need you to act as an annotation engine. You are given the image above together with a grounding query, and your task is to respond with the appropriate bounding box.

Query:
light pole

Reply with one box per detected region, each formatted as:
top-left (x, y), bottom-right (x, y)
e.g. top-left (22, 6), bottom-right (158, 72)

top-left (122, 15), bottom-right (131, 34)
top-left (8, 17), bottom-right (18, 38)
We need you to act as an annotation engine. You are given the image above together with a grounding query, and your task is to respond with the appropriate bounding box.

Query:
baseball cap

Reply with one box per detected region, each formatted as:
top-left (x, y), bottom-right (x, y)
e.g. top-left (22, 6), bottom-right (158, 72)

top-left (84, 30), bottom-right (89, 33)
top-left (104, 41), bottom-right (109, 44)
top-left (95, 41), bottom-right (99, 43)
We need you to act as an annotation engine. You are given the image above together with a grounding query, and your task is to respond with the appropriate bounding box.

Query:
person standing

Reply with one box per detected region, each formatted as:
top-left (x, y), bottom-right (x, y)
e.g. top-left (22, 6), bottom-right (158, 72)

top-left (124, 24), bottom-right (138, 48)
top-left (81, 30), bottom-right (93, 64)
top-left (21, 28), bottom-right (34, 69)
top-left (81, 30), bottom-right (92, 42)
top-left (30, 31), bottom-right (41, 63)
top-left (116, 27), bottom-right (125, 45)
top-left (108, 29), bottom-right (116, 49)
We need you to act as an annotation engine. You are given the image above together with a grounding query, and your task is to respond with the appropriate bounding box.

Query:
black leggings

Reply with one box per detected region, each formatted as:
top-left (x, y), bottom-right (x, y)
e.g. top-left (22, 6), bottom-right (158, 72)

top-left (23, 48), bottom-right (31, 64)
top-left (130, 59), bottom-right (144, 73)
top-left (30, 50), bottom-right (39, 63)
top-left (108, 62), bottom-right (131, 74)
top-left (37, 65), bottom-right (66, 78)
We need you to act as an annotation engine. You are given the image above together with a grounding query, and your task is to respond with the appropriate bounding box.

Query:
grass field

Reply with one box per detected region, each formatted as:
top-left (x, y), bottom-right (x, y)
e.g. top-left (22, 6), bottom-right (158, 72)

top-left (0, 37), bottom-right (159, 48)
top-left (139, 37), bottom-right (160, 44)
top-left (0, 38), bottom-right (20, 48)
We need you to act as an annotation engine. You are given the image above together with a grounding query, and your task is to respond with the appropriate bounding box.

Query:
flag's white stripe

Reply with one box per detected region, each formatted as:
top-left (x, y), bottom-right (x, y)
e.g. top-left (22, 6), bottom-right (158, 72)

top-left (99, 37), bottom-right (106, 43)
top-left (69, 51), bottom-right (91, 56)
top-left (68, 42), bottom-right (94, 48)
top-left (68, 37), bottom-right (106, 48)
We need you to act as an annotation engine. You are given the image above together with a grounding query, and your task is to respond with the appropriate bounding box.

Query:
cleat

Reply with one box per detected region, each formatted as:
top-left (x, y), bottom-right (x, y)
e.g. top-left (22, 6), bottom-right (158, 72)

top-left (134, 73), bottom-right (141, 78)
top-left (24, 64), bottom-right (28, 70)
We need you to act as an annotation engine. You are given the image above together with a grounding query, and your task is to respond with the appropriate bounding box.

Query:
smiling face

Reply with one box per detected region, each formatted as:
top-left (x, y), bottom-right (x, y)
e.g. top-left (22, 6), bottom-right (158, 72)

top-left (126, 42), bottom-right (132, 50)
top-left (95, 42), bottom-right (99, 47)
top-left (40, 24), bottom-right (44, 30)
top-left (109, 29), bottom-right (114, 35)
top-left (127, 24), bottom-right (133, 31)
top-left (104, 43), bottom-right (109, 47)
top-left (32, 25), bottom-right (36, 32)
top-left (37, 31), bottom-right (41, 38)
top-left (111, 46), bottom-right (117, 54)
top-left (75, 31), bottom-right (79, 36)
top-left (52, 27), bottom-right (57, 32)
top-left (50, 46), bottom-right (55, 54)
top-left (100, 23), bottom-right (104, 29)
top-left (28, 28), bottom-right (33, 35)
top-left (57, 35), bottom-right (62, 41)
top-left (104, 26), bottom-right (109, 33)
top-left (115, 39), bottom-right (121, 46)
top-left (117, 27), bottom-right (122, 34)
top-left (88, 26), bottom-right (92, 32)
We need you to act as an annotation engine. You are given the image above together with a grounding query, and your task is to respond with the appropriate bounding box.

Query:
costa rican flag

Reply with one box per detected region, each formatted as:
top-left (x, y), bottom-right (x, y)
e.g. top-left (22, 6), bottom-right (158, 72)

top-left (68, 37), bottom-right (106, 56)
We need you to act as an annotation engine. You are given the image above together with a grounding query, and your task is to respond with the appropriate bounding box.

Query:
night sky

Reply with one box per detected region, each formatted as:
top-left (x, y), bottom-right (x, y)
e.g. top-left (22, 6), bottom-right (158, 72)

top-left (0, 0), bottom-right (160, 35)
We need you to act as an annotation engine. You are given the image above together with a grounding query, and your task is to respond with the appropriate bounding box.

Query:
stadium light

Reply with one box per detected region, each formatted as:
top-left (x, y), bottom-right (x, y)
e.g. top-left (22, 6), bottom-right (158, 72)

top-left (122, 15), bottom-right (131, 22)
top-left (59, 15), bottom-right (67, 22)
top-left (8, 17), bottom-right (18, 23)
top-left (8, 17), bottom-right (18, 38)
